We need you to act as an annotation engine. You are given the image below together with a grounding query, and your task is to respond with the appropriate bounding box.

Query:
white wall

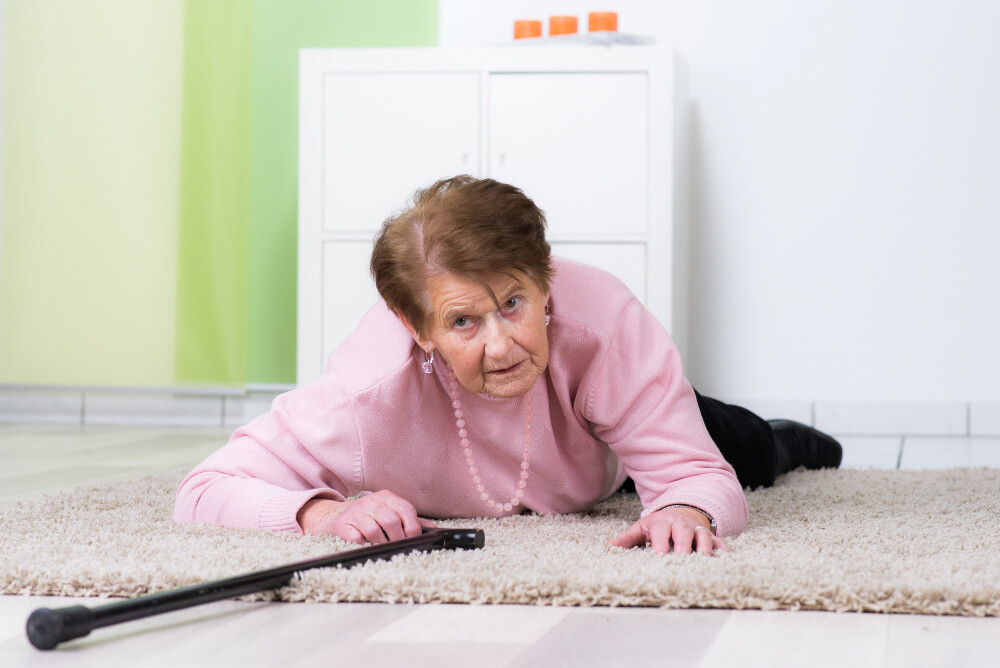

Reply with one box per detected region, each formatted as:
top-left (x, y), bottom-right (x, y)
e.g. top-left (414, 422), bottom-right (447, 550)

top-left (441, 0), bottom-right (1000, 404)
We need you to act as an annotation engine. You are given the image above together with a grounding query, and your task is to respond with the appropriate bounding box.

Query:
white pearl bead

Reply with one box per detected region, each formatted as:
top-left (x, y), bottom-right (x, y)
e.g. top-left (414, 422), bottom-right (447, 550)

top-left (448, 370), bottom-right (533, 514)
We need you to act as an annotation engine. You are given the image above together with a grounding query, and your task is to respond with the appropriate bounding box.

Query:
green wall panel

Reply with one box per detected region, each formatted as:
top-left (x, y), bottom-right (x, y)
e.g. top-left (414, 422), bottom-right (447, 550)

top-left (0, 0), bottom-right (185, 387)
top-left (0, 0), bottom-right (438, 388)
top-left (174, 0), bottom-right (253, 387)
top-left (245, 0), bottom-right (438, 384)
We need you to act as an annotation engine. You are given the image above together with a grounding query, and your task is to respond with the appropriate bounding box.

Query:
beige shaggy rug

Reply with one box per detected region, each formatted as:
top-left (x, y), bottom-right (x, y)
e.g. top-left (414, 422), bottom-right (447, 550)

top-left (2, 468), bottom-right (999, 616)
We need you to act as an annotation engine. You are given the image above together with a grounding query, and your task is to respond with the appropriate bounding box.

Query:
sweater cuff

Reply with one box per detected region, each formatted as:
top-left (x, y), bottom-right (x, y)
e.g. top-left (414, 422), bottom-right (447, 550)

top-left (640, 488), bottom-right (746, 538)
top-left (258, 488), bottom-right (346, 534)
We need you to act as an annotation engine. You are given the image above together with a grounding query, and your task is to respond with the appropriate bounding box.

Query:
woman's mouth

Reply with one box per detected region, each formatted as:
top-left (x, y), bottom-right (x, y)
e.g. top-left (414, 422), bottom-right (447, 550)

top-left (487, 361), bottom-right (524, 376)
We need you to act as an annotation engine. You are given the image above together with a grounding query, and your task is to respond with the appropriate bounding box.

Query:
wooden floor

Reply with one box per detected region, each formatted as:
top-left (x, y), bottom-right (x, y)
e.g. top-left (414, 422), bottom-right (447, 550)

top-left (2, 424), bottom-right (999, 667)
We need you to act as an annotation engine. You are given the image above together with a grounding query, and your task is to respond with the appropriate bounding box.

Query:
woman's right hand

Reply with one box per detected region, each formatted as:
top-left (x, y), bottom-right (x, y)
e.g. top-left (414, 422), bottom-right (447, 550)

top-left (296, 490), bottom-right (435, 544)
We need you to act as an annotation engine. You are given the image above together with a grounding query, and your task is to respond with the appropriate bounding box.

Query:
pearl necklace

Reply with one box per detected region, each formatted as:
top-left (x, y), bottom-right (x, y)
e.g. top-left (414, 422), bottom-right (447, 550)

top-left (446, 374), bottom-right (534, 513)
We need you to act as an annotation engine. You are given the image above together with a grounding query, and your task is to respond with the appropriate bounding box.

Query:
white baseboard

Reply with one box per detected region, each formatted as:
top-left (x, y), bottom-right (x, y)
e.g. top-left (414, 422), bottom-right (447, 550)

top-left (716, 398), bottom-right (813, 425)
top-left (0, 388), bottom-right (83, 424)
top-left (711, 398), bottom-right (1000, 438)
top-left (0, 385), bottom-right (294, 428)
top-left (223, 392), bottom-right (285, 429)
top-left (83, 392), bottom-right (225, 427)
top-left (2, 387), bottom-right (999, 437)
top-left (814, 401), bottom-right (969, 436)
top-left (971, 402), bottom-right (1000, 436)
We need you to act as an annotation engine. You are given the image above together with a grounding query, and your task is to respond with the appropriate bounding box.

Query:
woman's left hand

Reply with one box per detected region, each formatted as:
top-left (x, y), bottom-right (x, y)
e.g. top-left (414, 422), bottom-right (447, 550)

top-left (608, 506), bottom-right (729, 556)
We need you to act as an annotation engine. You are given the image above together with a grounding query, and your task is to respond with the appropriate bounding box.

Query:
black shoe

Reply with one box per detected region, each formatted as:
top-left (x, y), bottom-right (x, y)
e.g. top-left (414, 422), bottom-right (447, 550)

top-left (769, 420), bottom-right (843, 473)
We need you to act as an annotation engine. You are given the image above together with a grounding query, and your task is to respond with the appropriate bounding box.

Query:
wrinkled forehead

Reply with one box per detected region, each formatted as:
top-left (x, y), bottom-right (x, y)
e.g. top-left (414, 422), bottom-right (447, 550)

top-left (419, 268), bottom-right (550, 331)
top-left (424, 269), bottom-right (527, 310)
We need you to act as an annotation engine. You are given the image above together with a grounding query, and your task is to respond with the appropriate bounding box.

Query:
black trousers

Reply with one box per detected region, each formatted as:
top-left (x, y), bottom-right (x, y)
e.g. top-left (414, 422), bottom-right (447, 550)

top-left (693, 390), bottom-right (779, 489)
top-left (619, 390), bottom-right (779, 492)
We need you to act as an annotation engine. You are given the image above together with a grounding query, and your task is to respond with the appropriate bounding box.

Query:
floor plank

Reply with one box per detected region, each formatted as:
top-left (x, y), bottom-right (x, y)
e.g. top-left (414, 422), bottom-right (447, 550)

top-left (698, 610), bottom-right (891, 668)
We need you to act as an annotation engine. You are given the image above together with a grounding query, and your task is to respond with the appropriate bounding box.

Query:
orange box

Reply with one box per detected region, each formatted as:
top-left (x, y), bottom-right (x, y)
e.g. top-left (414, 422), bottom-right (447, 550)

top-left (588, 11), bottom-right (618, 32)
top-left (514, 19), bottom-right (543, 40)
top-left (549, 15), bottom-right (578, 36)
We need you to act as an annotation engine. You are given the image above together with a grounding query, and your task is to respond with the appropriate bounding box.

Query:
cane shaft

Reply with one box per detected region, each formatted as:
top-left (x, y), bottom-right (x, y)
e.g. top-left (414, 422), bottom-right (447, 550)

top-left (27, 528), bottom-right (484, 650)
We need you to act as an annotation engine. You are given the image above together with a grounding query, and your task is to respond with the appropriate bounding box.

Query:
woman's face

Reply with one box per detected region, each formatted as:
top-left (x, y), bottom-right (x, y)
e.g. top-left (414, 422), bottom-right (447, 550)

top-left (407, 270), bottom-right (550, 398)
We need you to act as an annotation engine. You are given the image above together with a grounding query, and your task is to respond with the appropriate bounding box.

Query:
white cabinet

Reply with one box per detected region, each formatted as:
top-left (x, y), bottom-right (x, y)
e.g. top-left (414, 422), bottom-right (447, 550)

top-left (550, 242), bottom-right (648, 303)
top-left (321, 73), bottom-right (480, 233)
top-left (320, 240), bottom-right (378, 363)
top-left (299, 46), bottom-right (684, 385)
top-left (489, 72), bottom-right (649, 238)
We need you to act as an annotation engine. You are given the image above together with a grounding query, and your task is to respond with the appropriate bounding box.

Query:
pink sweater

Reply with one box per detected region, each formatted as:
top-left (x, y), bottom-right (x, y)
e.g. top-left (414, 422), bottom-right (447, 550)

top-left (174, 258), bottom-right (748, 537)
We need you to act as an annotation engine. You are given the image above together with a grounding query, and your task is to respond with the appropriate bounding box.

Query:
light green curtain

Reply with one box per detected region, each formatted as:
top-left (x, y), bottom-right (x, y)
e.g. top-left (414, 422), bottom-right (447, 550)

top-left (0, 0), bottom-right (438, 388)
top-left (0, 0), bottom-right (185, 387)
top-left (173, 0), bottom-right (252, 387)
top-left (245, 0), bottom-right (439, 384)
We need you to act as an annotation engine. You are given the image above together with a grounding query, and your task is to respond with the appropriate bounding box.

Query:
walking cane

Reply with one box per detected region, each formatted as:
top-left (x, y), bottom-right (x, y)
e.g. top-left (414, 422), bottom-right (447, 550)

top-left (26, 527), bottom-right (485, 650)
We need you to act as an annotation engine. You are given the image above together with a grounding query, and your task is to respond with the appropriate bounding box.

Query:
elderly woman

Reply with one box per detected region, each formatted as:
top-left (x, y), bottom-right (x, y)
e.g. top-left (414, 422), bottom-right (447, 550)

top-left (175, 176), bottom-right (841, 555)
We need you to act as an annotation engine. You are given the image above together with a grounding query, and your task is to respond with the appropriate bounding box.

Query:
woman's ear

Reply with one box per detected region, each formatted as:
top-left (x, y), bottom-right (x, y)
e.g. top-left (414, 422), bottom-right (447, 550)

top-left (398, 315), bottom-right (430, 352)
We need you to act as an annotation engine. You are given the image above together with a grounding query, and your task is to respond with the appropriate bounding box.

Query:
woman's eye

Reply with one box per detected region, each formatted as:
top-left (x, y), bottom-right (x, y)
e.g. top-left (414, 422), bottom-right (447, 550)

top-left (504, 297), bottom-right (522, 310)
top-left (453, 316), bottom-right (470, 328)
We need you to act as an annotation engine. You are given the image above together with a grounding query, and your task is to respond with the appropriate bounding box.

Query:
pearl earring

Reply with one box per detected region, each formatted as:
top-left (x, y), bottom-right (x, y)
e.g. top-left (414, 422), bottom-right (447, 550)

top-left (421, 349), bottom-right (435, 374)
top-left (545, 304), bottom-right (551, 327)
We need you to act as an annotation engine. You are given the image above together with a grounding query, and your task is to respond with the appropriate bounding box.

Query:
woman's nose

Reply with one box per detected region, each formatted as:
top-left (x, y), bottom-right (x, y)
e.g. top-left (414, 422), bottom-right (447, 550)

top-left (482, 317), bottom-right (514, 358)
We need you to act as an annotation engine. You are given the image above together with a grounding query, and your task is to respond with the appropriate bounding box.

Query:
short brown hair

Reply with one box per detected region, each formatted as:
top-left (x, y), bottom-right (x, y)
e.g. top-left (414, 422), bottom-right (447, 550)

top-left (370, 175), bottom-right (552, 335)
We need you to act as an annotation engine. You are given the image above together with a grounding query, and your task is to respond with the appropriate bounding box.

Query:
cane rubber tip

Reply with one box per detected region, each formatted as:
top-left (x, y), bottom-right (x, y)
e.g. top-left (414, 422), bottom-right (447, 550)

top-left (26, 605), bottom-right (94, 650)
top-left (26, 608), bottom-right (61, 650)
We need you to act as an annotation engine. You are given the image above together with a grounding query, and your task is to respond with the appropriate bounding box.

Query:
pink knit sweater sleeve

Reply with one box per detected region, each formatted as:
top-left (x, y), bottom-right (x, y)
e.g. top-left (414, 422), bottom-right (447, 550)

top-left (173, 375), bottom-right (363, 533)
top-left (583, 299), bottom-right (749, 537)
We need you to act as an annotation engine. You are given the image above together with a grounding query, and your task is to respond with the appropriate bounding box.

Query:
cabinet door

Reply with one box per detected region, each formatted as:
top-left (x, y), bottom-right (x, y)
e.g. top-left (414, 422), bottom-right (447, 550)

top-left (489, 73), bottom-right (648, 239)
top-left (550, 243), bottom-right (647, 304)
top-left (321, 241), bottom-right (380, 370)
top-left (322, 73), bottom-right (480, 233)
